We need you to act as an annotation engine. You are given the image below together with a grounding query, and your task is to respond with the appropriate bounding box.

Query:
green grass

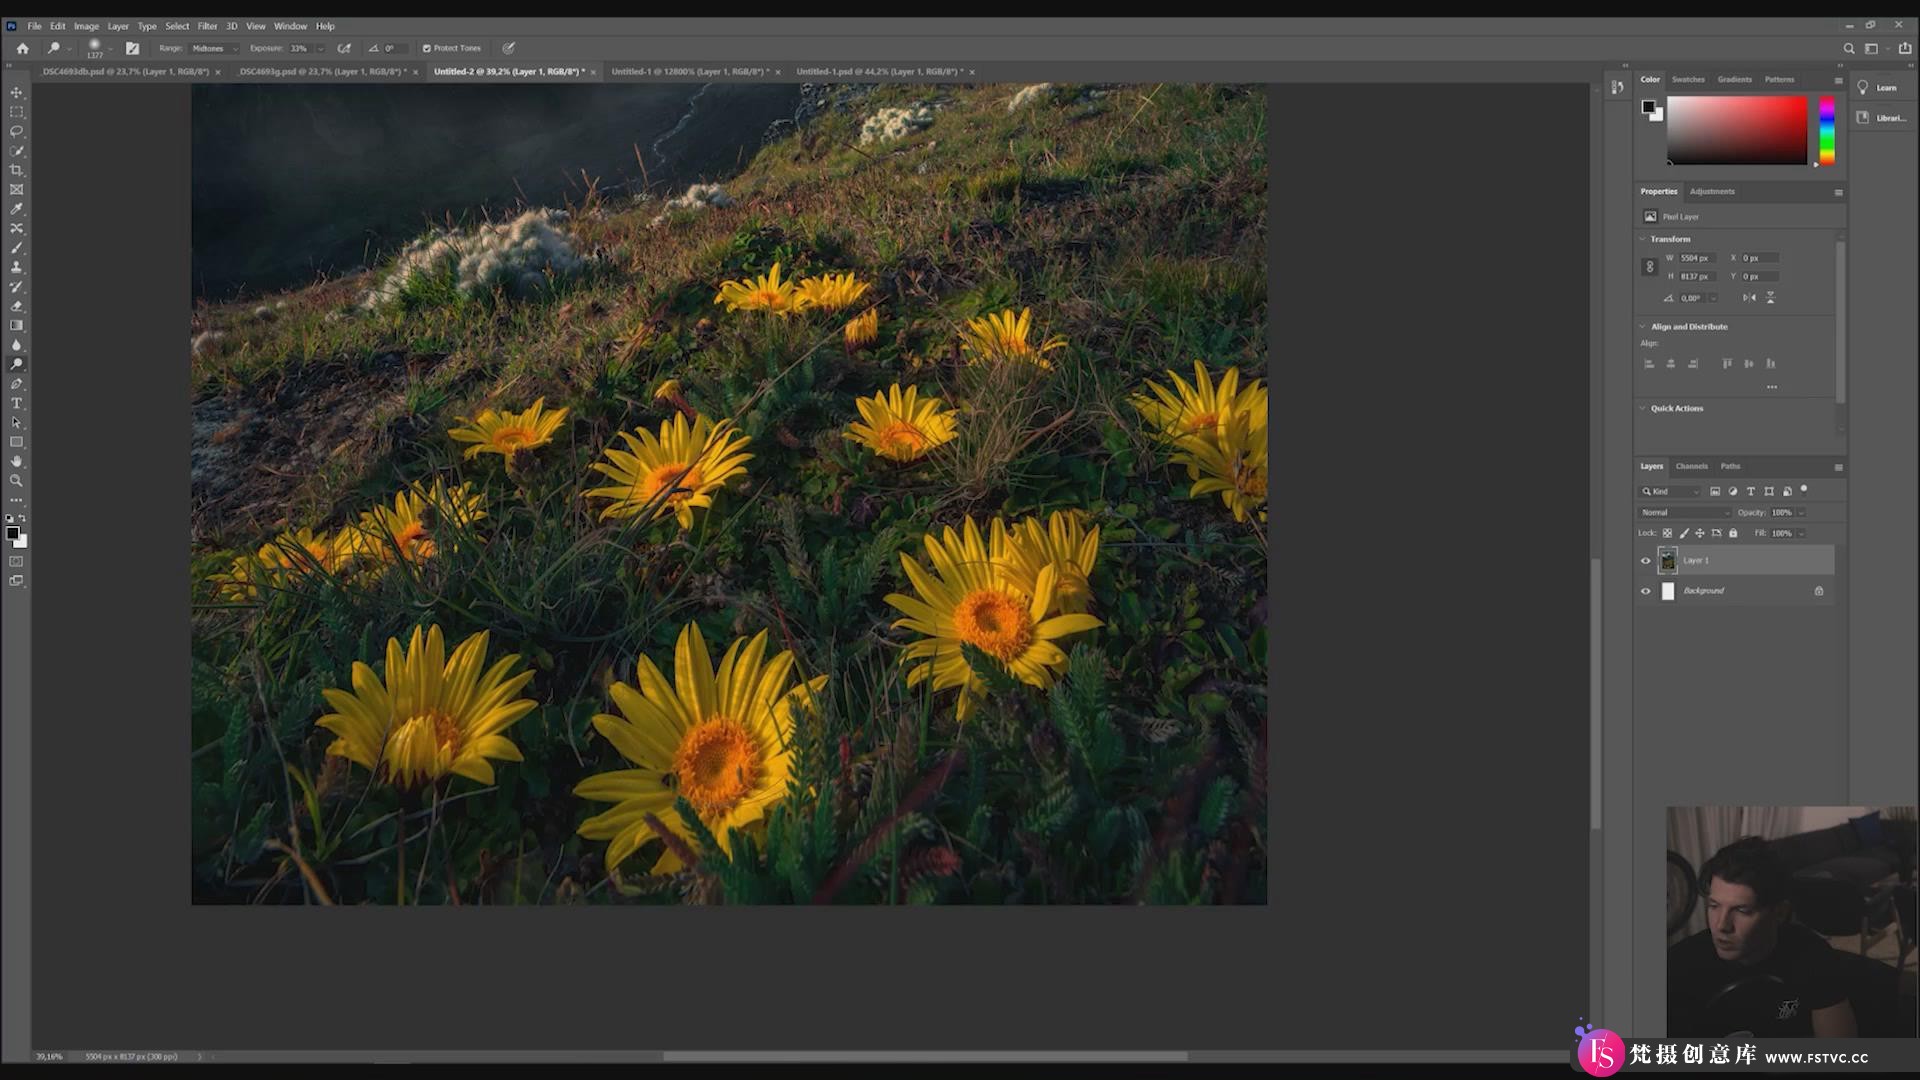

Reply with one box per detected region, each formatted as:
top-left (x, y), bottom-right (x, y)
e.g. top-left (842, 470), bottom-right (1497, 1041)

top-left (190, 82), bottom-right (1268, 905)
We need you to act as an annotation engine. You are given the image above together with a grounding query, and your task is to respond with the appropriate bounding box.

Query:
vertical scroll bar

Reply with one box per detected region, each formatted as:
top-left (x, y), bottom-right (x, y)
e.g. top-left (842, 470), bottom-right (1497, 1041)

top-left (1836, 238), bottom-right (1847, 435)
top-left (1591, 558), bottom-right (1603, 829)
top-left (1835, 240), bottom-right (1847, 402)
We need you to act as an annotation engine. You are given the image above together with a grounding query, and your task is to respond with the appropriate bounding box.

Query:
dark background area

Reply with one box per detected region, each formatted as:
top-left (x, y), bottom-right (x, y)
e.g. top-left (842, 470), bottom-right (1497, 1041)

top-left (32, 82), bottom-right (1590, 1052)
top-left (191, 83), bottom-right (801, 301)
top-left (1270, 83), bottom-right (1593, 1045)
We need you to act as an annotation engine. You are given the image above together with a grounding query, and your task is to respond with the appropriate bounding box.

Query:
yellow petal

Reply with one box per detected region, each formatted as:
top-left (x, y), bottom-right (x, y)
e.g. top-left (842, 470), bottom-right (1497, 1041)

top-left (450, 756), bottom-right (496, 785)
top-left (1029, 563), bottom-right (1058, 621)
top-left (1035, 613), bottom-right (1102, 639)
top-left (574, 768), bottom-right (670, 802)
top-left (470, 734), bottom-right (523, 762)
top-left (675, 622), bottom-right (717, 721)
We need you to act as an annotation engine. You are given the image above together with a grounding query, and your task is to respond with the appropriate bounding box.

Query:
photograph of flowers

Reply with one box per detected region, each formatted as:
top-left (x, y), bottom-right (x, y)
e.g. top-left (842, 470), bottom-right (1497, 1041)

top-left (189, 82), bottom-right (1268, 904)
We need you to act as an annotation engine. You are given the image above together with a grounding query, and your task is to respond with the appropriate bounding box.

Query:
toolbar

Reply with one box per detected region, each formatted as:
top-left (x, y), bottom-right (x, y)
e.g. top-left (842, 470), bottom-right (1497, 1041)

top-left (2, 64), bottom-right (21, 588)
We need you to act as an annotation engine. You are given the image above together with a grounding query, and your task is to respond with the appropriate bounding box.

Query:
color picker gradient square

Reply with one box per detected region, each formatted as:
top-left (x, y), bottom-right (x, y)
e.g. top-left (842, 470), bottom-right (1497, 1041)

top-left (1666, 95), bottom-right (1809, 166)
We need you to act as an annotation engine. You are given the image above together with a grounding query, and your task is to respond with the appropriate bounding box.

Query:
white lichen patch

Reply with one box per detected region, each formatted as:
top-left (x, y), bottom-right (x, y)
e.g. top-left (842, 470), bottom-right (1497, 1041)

top-left (858, 105), bottom-right (935, 146)
top-left (361, 208), bottom-right (587, 310)
top-left (650, 183), bottom-right (735, 226)
top-left (1008, 84), bottom-right (1053, 112)
top-left (666, 182), bottom-right (734, 212)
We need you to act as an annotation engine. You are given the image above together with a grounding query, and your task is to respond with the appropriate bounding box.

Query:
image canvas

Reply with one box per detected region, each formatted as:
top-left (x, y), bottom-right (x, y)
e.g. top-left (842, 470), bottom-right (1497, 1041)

top-left (188, 82), bottom-right (1269, 905)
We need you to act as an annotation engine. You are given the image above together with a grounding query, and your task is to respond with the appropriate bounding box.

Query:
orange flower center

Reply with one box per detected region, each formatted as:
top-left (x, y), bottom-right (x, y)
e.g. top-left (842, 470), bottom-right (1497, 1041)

top-left (490, 426), bottom-right (537, 450)
top-left (672, 718), bottom-right (762, 817)
top-left (302, 543), bottom-right (333, 571)
top-left (1184, 411), bottom-right (1221, 434)
top-left (640, 462), bottom-right (705, 506)
top-left (393, 521), bottom-right (435, 559)
top-left (875, 421), bottom-right (931, 459)
top-left (385, 710), bottom-right (463, 788)
top-left (752, 289), bottom-right (785, 310)
top-left (952, 588), bottom-right (1034, 662)
top-left (1234, 460), bottom-right (1266, 498)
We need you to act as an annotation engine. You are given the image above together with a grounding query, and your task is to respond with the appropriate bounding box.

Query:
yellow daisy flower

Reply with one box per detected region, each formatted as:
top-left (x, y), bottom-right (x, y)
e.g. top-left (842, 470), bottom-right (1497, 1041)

top-left (1130, 360), bottom-right (1267, 447)
top-left (447, 396), bottom-right (569, 461)
top-left (795, 271), bottom-right (871, 314)
top-left (210, 554), bottom-right (273, 602)
top-left (958, 307), bottom-right (1067, 369)
top-left (350, 478), bottom-right (487, 564)
top-left (352, 491), bottom-right (434, 563)
top-left (211, 526), bottom-right (343, 601)
top-left (585, 411), bottom-right (753, 530)
top-left (421, 476), bottom-right (488, 527)
top-left (991, 510), bottom-right (1101, 615)
top-left (843, 383), bottom-right (959, 462)
top-left (315, 624), bottom-right (537, 790)
top-left (844, 308), bottom-right (880, 353)
top-left (1171, 408), bottom-right (1267, 523)
top-left (884, 516), bottom-right (1102, 720)
top-left (574, 623), bottom-right (828, 874)
top-left (713, 262), bottom-right (808, 316)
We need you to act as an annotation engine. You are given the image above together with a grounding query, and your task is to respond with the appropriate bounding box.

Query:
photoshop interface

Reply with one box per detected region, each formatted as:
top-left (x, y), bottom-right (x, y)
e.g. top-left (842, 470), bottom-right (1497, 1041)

top-left (0, 16), bottom-right (1914, 1071)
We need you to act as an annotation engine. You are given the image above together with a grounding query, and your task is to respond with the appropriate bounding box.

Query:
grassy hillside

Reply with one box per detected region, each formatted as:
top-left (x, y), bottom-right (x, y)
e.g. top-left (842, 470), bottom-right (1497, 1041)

top-left (190, 82), bottom-right (1269, 905)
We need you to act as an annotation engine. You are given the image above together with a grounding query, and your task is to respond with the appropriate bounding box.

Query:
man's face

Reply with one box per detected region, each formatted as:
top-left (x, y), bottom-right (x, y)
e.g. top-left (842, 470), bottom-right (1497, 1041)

top-left (1704, 877), bottom-right (1784, 963)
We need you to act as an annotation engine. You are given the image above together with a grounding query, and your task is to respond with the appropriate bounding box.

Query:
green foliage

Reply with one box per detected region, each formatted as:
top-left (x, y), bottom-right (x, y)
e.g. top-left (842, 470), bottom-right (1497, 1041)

top-left (765, 499), bottom-right (904, 653)
top-left (1020, 774), bottom-right (1078, 838)
top-left (960, 643), bottom-right (1025, 702)
top-left (391, 257), bottom-right (466, 314)
top-left (1197, 776), bottom-right (1238, 839)
top-left (964, 165), bottom-right (1025, 202)
top-left (709, 221), bottom-right (812, 279)
top-left (1146, 847), bottom-right (1210, 905)
top-left (689, 342), bottom-right (844, 444)
top-left (1050, 644), bottom-right (1122, 787)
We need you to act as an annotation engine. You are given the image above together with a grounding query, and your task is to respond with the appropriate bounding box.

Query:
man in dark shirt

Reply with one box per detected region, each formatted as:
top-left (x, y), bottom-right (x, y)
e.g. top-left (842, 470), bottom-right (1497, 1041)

top-left (1668, 837), bottom-right (1859, 1038)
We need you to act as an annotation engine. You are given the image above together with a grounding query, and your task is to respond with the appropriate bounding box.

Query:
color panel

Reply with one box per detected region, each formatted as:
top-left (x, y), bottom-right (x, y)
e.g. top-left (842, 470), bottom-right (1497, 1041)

top-left (1666, 95), bottom-right (1809, 166)
top-left (1818, 96), bottom-right (1836, 166)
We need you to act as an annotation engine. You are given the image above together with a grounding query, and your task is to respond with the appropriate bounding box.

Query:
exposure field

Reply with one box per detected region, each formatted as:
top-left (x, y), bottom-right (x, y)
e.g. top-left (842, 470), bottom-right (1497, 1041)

top-left (189, 83), bottom-right (1269, 904)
